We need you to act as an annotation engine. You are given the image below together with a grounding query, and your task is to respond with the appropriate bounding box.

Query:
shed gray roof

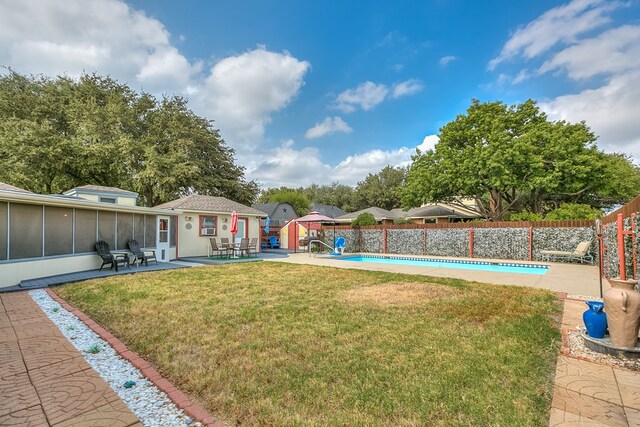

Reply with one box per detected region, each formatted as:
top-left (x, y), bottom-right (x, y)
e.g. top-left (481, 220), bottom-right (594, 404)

top-left (64, 185), bottom-right (138, 196)
top-left (157, 195), bottom-right (267, 216)
top-left (310, 203), bottom-right (346, 219)
top-left (0, 182), bottom-right (32, 193)
top-left (251, 202), bottom-right (298, 217)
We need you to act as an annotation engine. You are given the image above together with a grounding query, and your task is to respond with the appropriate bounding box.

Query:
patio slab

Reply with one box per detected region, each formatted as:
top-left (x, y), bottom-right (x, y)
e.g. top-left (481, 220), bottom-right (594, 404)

top-left (270, 252), bottom-right (604, 296)
top-left (0, 291), bottom-right (139, 426)
top-left (550, 296), bottom-right (640, 426)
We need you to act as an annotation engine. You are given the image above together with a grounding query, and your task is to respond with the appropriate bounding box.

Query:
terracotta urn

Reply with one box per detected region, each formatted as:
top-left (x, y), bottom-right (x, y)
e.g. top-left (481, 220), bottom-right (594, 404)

top-left (603, 278), bottom-right (640, 348)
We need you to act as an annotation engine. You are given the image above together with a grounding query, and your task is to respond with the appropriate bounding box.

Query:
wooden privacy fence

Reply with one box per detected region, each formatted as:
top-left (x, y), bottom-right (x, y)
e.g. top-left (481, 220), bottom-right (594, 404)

top-left (322, 220), bottom-right (595, 262)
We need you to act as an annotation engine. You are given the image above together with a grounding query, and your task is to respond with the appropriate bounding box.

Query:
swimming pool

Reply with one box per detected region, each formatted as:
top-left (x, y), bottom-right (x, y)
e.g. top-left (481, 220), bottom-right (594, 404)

top-left (339, 255), bottom-right (548, 275)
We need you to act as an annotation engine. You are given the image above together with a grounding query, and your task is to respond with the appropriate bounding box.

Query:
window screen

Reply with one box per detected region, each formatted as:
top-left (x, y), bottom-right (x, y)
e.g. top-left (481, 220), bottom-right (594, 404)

top-left (144, 215), bottom-right (156, 248)
top-left (9, 203), bottom-right (43, 259)
top-left (44, 206), bottom-right (73, 256)
top-left (98, 211), bottom-right (116, 249)
top-left (0, 202), bottom-right (7, 260)
top-left (75, 209), bottom-right (98, 253)
top-left (170, 216), bottom-right (177, 247)
top-left (117, 212), bottom-right (133, 250)
top-left (134, 214), bottom-right (145, 243)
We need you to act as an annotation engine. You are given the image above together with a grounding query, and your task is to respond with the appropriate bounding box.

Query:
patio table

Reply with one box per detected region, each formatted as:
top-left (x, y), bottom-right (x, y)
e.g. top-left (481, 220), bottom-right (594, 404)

top-left (111, 250), bottom-right (133, 268)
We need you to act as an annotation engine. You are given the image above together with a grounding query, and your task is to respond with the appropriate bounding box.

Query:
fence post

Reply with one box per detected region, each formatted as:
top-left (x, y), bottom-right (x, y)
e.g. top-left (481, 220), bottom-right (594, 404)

top-left (423, 225), bottom-right (427, 255)
top-left (528, 226), bottom-right (533, 261)
top-left (469, 228), bottom-right (474, 258)
top-left (631, 213), bottom-right (637, 279)
top-left (617, 213), bottom-right (626, 280)
top-left (383, 227), bottom-right (387, 254)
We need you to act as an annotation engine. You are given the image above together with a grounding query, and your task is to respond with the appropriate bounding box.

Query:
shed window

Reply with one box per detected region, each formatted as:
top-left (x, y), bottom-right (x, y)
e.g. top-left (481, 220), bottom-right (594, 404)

top-left (199, 215), bottom-right (217, 236)
top-left (100, 197), bottom-right (117, 204)
top-left (10, 203), bottom-right (43, 259)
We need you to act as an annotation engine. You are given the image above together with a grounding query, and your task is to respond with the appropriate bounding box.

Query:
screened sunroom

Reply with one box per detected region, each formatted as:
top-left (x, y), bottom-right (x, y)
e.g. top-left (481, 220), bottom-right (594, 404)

top-left (0, 187), bottom-right (179, 288)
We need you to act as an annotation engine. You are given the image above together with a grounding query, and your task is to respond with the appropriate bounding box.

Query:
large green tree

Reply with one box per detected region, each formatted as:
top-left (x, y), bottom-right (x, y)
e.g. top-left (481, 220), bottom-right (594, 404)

top-left (402, 99), bottom-right (637, 220)
top-left (351, 165), bottom-right (407, 211)
top-left (303, 182), bottom-right (355, 212)
top-left (0, 69), bottom-right (258, 206)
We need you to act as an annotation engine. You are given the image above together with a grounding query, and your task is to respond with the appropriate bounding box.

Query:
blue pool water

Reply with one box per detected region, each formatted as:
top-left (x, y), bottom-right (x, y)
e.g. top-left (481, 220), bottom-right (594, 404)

top-left (339, 255), bottom-right (548, 275)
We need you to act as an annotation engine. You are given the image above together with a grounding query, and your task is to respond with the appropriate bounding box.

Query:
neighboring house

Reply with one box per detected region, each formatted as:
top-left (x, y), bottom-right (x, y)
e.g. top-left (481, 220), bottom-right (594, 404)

top-left (0, 182), bottom-right (179, 289)
top-left (336, 203), bottom-right (481, 225)
top-left (310, 202), bottom-right (346, 219)
top-left (63, 185), bottom-right (139, 206)
top-left (336, 207), bottom-right (398, 225)
top-left (157, 195), bottom-right (267, 258)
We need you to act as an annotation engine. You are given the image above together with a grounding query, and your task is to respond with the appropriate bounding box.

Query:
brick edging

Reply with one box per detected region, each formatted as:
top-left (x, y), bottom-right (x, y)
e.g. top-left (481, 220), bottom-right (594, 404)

top-left (46, 289), bottom-right (226, 427)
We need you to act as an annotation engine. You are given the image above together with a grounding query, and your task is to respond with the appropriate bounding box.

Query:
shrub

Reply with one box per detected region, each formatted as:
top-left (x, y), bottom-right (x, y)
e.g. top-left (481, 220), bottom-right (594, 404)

top-left (545, 203), bottom-right (602, 220)
top-left (352, 212), bottom-right (377, 226)
top-left (393, 217), bottom-right (414, 225)
top-left (507, 212), bottom-right (543, 221)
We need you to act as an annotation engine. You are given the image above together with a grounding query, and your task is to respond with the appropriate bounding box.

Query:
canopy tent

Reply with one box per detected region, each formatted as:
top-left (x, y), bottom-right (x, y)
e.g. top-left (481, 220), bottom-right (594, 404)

top-left (293, 211), bottom-right (339, 253)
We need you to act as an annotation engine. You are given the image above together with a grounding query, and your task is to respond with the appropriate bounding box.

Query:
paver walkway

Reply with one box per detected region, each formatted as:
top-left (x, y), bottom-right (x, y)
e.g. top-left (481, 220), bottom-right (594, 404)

top-left (550, 298), bottom-right (640, 426)
top-left (0, 291), bottom-right (140, 426)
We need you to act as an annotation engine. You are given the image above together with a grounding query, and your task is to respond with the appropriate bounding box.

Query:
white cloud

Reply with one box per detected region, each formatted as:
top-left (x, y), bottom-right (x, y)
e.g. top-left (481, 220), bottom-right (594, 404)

top-left (392, 64), bottom-right (404, 72)
top-left (391, 79), bottom-right (423, 98)
top-left (538, 25), bottom-right (640, 80)
top-left (416, 134), bottom-right (439, 152)
top-left (334, 81), bottom-right (389, 113)
top-left (540, 70), bottom-right (640, 158)
top-left (193, 47), bottom-right (310, 149)
top-left (439, 55), bottom-right (457, 66)
top-left (488, 0), bottom-right (621, 70)
top-left (304, 116), bottom-right (352, 139)
top-left (0, 0), bottom-right (199, 94)
top-left (247, 137), bottom-right (430, 187)
top-left (333, 79), bottom-right (422, 112)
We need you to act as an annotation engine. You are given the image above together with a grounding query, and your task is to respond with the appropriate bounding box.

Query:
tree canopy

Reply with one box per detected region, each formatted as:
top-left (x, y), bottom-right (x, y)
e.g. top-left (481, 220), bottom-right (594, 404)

top-left (351, 165), bottom-right (407, 211)
top-left (0, 69), bottom-right (258, 206)
top-left (402, 99), bottom-right (640, 220)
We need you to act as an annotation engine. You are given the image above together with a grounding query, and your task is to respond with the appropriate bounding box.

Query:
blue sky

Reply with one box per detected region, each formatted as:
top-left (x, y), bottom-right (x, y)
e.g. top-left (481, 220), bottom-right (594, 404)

top-left (1, 0), bottom-right (639, 189)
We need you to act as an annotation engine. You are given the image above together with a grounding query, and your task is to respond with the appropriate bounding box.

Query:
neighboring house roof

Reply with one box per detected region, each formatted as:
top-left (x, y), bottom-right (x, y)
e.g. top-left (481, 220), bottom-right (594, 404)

top-left (251, 202), bottom-right (299, 218)
top-left (0, 182), bottom-right (32, 193)
top-left (337, 207), bottom-right (395, 222)
top-left (63, 185), bottom-right (138, 197)
top-left (338, 203), bottom-right (482, 223)
top-left (157, 195), bottom-right (267, 216)
top-left (310, 203), bottom-right (346, 219)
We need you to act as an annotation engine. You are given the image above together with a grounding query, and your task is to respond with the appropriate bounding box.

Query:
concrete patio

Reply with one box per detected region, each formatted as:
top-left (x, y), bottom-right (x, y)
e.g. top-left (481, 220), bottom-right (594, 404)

top-left (270, 252), bottom-right (605, 296)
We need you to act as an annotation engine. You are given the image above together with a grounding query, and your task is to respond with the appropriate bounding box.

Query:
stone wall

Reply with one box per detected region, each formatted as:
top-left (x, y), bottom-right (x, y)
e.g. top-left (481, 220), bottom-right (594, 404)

top-left (474, 228), bottom-right (529, 260)
top-left (323, 225), bottom-right (597, 262)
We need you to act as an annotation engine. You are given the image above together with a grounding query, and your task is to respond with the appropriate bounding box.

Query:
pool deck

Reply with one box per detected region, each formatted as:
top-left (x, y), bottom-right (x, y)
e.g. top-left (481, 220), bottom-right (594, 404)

top-left (269, 252), bottom-right (605, 297)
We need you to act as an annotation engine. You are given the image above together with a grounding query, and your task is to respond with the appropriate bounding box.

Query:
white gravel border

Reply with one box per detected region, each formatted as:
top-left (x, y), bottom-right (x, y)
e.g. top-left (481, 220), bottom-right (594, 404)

top-left (29, 289), bottom-right (201, 427)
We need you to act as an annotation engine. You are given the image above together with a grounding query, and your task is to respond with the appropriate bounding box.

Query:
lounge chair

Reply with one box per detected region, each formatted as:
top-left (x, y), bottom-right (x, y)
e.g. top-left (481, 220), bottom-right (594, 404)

top-left (127, 239), bottom-right (157, 267)
top-left (540, 241), bottom-right (593, 264)
top-left (208, 238), bottom-right (228, 259)
top-left (268, 236), bottom-right (280, 249)
top-left (95, 240), bottom-right (129, 271)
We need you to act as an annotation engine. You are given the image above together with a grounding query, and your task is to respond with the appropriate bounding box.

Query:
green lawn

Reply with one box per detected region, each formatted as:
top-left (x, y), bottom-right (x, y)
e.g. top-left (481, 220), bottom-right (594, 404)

top-left (56, 263), bottom-right (561, 426)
